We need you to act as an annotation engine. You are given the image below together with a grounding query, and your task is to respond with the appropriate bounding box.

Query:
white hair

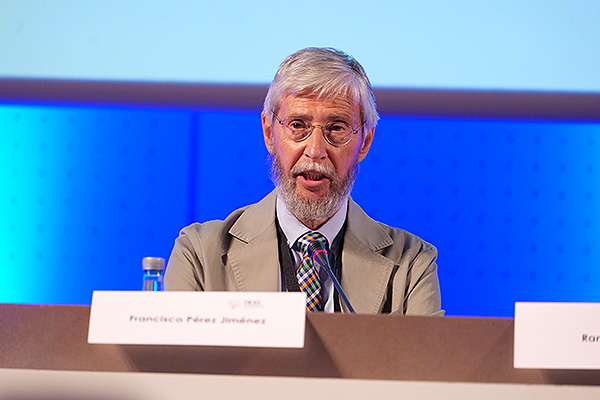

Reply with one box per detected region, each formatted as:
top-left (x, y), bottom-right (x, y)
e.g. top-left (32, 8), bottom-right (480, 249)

top-left (263, 47), bottom-right (379, 133)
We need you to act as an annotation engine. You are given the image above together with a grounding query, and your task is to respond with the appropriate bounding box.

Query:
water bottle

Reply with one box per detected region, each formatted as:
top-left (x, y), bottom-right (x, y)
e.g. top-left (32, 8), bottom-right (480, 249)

top-left (142, 256), bottom-right (165, 291)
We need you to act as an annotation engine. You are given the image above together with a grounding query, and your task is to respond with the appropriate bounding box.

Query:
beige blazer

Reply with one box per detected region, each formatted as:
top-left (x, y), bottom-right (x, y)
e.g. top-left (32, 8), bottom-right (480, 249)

top-left (165, 191), bottom-right (443, 315)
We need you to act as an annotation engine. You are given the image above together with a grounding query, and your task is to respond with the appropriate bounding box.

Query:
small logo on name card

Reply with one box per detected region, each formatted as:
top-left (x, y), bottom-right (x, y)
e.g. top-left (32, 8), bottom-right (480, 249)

top-left (243, 299), bottom-right (264, 308)
top-left (228, 299), bottom-right (264, 309)
top-left (228, 300), bottom-right (242, 309)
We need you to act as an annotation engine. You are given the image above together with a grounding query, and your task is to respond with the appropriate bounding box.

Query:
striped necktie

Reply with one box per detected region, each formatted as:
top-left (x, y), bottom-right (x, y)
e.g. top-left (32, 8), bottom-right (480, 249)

top-left (294, 231), bottom-right (328, 312)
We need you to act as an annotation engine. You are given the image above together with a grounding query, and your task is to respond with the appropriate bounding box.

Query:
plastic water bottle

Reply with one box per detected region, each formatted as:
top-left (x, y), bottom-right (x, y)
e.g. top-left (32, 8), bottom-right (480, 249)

top-left (142, 257), bottom-right (165, 291)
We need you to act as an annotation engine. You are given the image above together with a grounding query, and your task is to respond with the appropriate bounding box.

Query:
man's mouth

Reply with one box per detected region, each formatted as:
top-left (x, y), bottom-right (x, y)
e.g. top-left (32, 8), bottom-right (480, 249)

top-left (294, 168), bottom-right (333, 191)
top-left (289, 162), bottom-right (336, 191)
top-left (299, 170), bottom-right (328, 181)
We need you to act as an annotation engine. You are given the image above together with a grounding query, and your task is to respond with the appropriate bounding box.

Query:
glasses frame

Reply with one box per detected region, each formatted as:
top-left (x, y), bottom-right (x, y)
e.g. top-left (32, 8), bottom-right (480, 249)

top-left (272, 111), bottom-right (364, 147)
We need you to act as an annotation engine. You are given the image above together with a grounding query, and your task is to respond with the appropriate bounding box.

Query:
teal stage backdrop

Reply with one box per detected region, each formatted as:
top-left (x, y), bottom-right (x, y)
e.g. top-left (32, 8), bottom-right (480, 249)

top-left (2, 103), bottom-right (599, 316)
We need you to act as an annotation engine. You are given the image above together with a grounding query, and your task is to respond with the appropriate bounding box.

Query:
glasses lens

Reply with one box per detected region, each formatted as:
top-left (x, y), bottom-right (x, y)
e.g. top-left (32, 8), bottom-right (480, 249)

top-left (284, 118), bottom-right (311, 141)
top-left (324, 122), bottom-right (352, 145)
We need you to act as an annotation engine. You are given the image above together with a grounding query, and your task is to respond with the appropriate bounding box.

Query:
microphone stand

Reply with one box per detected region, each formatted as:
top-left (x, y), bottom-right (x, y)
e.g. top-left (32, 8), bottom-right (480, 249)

top-left (310, 244), bottom-right (356, 313)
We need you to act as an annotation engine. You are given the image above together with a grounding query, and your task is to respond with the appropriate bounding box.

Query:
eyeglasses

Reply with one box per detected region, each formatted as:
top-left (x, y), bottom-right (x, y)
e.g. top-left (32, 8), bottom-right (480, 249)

top-left (272, 111), bottom-right (364, 147)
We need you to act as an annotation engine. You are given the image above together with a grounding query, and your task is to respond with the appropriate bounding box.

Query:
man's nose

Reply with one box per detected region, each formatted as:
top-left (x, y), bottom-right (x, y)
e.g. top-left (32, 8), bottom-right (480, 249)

top-left (303, 126), bottom-right (328, 160)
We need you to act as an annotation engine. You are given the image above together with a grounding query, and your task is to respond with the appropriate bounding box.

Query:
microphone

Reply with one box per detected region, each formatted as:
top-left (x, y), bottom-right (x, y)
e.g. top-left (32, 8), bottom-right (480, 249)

top-left (308, 241), bottom-right (356, 313)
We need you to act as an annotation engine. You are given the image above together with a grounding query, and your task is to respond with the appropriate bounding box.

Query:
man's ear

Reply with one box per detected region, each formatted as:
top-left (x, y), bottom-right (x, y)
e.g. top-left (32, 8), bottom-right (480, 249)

top-left (358, 127), bottom-right (375, 162)
top-left (262, 111), bottom-right (275, 154)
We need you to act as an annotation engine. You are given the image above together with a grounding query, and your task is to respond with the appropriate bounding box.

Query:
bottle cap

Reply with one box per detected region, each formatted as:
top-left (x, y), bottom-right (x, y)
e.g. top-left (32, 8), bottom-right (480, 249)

top-left (142, 256), bottom-right (165, 271)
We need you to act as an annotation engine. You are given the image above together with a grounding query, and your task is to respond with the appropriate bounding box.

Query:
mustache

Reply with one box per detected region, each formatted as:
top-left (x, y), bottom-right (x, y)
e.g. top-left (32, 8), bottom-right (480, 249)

top-left (289, 161), bottom-right (336, 181)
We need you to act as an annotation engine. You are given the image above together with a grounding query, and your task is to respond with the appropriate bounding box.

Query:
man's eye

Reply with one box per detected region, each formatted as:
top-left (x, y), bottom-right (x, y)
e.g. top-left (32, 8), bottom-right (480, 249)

top-left (327, 123), bottom-right (349, 132)
top-left (288, 120), bottom-right (309, 130)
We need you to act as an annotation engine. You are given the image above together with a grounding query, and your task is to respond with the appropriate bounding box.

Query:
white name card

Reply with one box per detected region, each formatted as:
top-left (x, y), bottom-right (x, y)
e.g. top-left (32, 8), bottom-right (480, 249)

top-left (88, 291), bottom-right (306, 348)
top-left (514, 302), bottom-right (600, 369)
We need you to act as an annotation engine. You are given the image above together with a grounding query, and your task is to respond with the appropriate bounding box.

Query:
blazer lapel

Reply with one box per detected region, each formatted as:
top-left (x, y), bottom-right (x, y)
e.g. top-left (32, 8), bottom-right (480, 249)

top-left (226, 191), bottom-right (281, 292)
top-left (341, 199), bottom-right (395, 314)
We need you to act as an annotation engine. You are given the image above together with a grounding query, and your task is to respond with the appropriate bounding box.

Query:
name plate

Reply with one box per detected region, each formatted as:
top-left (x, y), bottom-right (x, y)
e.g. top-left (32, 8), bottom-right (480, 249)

top-left (514, 302), bottom-right (600, 369)
top-left (88, 291), bottom-right (306, 348)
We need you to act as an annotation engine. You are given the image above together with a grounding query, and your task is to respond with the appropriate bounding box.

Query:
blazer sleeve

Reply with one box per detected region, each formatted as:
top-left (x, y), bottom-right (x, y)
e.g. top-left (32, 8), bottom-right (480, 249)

top-left (164, 224), bottom-right (205, 291)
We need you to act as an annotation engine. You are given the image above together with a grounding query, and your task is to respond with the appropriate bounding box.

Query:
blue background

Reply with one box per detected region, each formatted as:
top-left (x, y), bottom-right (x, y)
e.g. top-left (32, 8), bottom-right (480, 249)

top-left (2, 103), bottom-right (599, 316)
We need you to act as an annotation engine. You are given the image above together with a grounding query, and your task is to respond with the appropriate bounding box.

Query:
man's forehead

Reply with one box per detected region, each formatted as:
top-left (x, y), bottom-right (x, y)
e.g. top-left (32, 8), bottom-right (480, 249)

top-left (281, 92), bottom-right (359, 113)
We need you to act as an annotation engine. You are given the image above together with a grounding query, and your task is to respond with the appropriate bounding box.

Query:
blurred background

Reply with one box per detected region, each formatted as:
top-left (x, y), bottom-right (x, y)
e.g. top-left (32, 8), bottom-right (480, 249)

top-left (2, 1), bottom-right (599, 316)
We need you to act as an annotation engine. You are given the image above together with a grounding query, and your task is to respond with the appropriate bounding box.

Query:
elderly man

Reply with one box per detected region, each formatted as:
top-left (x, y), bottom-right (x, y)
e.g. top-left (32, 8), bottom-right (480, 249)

top-left (165, 47), bottom-right (442, 315)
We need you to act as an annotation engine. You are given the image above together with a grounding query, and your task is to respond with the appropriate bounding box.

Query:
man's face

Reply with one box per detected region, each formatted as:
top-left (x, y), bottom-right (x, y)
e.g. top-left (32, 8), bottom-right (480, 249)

top-left (262, 93), bottom-right (374, 227)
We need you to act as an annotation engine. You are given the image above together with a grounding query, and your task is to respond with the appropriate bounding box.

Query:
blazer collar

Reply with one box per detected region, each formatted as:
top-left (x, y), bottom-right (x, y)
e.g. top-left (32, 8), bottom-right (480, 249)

top-left (228, 190), bottom-right (278, 243)
top-left (347, 198), bottom-right (394, 251)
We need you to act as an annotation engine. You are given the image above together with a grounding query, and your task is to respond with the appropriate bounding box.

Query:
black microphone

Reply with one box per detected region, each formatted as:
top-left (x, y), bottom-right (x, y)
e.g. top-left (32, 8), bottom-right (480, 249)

top-left (308, 240), bottom-right (356, 313)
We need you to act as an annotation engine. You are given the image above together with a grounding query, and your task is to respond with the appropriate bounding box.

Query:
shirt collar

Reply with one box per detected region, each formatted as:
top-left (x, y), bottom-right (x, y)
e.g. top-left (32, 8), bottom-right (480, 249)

top-left (276, 195), bottom-right (347, 249)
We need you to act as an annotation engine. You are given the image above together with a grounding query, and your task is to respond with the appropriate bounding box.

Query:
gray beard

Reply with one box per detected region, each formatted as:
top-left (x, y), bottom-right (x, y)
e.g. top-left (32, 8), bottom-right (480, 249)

top-left (269, 153), bottom-right (359, 224)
